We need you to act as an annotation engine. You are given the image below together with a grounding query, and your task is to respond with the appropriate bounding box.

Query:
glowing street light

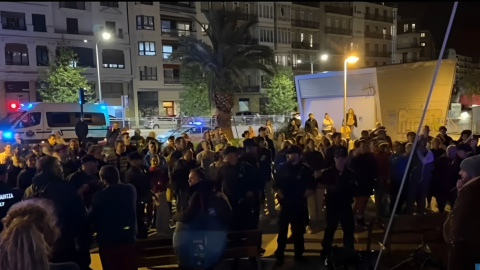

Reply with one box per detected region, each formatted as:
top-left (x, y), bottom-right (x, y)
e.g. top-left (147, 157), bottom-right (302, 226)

top-left (343, 56), bottom-right (359, 134)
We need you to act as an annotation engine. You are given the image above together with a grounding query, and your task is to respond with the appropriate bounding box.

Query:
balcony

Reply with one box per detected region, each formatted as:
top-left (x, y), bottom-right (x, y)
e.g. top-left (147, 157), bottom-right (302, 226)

top-left (397, 43), bottom-right (423, 50)
top-left (324, 5), bottom-right (353, 16)
top-left (292, 41), bottom-right (320, 50)
top-left (293, 2), bottom-right (320, 8)
top-left (238, 12), bottom-right (258, 22)
top-left (365, 13), bottom-right (393, 23)
top-left (160, 2), bottom-right (196, 14)
top-left (241, 85), bottom-right (260, 93)
top-left (59, 2), bottom-right (85, 10)
top-left (365, 51), bottom-right (392, 58)
top-left (364, 31), bottom-right (392, 40)
top-left (54, 29), bottom-right (94, 36)
top-left (291, 19), bottom-right (320, 29)
top-left (164, 77), bottom-right (182, 85)
top-left (325, 27), bottom-right (352, 36)
top-left (161, 28), bottom-right (193, 38)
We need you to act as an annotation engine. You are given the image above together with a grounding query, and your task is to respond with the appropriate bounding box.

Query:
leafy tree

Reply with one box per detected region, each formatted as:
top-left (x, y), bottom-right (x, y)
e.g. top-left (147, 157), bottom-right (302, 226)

top-left (459, 73), bottom-right (480, 96)
top-left (179, 64), bottom-right (212, 116)
top-left (39, 47), bottom-right (94, 103)
top-left (265, 65), bottom-right (297, 115)
top-left (173, 9), bottom-right (274, 139)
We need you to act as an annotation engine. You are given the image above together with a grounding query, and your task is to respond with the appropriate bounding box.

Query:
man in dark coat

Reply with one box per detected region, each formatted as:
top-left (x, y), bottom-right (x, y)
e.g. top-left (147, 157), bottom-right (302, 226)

top-left (106, 122), bottom-right (121, 147)
top-left (273, 145), bottom-right (315, 265)
top-left (0, 164), bottom-right (22, 233)
top-left (443, 155), bottom-right (480, 270)
top-left (304, 113), bottom-right (319, 135)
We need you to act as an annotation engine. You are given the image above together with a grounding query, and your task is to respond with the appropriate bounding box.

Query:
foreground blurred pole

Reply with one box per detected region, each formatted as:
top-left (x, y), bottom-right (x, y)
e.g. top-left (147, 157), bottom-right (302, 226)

top-left (373, 2), bottom-right (459, 269)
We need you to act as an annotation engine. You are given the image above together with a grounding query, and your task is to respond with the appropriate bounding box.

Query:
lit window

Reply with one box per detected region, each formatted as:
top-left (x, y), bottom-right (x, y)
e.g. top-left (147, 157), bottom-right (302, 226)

top-left (300, 33), bottom-right (304, 42)
top-left (309, 34), bottom-right (313, 47)
top-left (403, 24), bottom-right (408, 32)
top-left (412, 23), bottom-right (415, 32)
top-left (421, 42), bottom-right (425, 47)
top-left (420, 32), bottom-right (425, 37)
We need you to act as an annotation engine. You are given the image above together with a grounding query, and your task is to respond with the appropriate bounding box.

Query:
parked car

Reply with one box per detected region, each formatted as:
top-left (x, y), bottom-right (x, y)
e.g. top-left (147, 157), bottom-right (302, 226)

top-left (233, 111), bottom-right (259, 125)
top-left (144, 116), bottom-right (179, 129)
top-left (156, 126), bottom-right (210, 143)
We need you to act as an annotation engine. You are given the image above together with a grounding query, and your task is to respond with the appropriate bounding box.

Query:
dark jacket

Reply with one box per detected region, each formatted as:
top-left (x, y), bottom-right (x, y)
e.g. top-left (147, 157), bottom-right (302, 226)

top-left (0, 182), bottom-right (22, 232)
top-left (107, 152), bottom-right (129, 183)
top-left (443, 177), bottom-right (480, 270)
top-left (89, 183), bottom-right (137, 248)
top-left (106, 127), bottom-right (121, 147)
top-left (325, 145), bottom-right (347, 169)
top-left (349, 152), bottom-right (378, 196)
top-left (172, 159), bottom-right (198, 194)
top-left (344, 114), bottom-right (358, 128)
top-left (273, 161), bottom-right (315, 212)
top-left (303, 150), bottom-right (325, 171)
top-left (17, 167), bottom-right (37, 191)
top-left (125, 165), bottom-right (151, 203)
top-left (317, 166), bottom-right (356, 208)
top-left (66, 170), bottom-right (102, 208)
top-left (173, 180), bottom-right (232, 229)
top-left (304, 118), bottom-right (319, 134)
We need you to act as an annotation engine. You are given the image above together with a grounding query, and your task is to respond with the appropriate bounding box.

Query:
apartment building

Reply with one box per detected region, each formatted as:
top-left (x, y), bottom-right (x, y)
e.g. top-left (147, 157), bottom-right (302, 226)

top-left (396, 17), bottom-right (435, 64)
top-left (0, 2), bottom-right (133, 118)
top-left (444, 48), bottom-right (480, 84)
top-left (128, 2), bottom-right (197, 126)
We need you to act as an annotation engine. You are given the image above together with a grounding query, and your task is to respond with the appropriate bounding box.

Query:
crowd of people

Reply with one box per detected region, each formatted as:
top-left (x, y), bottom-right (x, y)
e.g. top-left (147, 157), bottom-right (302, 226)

top-left (0, 115), bottom-right (478, 269)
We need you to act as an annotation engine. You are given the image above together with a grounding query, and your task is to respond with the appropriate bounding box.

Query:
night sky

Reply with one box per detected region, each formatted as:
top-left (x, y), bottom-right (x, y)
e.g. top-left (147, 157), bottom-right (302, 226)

top-left (397, 2), bottom-right (480, 60)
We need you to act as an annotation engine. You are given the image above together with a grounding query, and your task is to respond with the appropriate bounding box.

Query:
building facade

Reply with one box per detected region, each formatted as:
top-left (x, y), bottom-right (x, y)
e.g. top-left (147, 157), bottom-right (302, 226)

top-left (0, 2), bottom-right (133, 119)
top-left (395, 17), bottom-right (435, 64)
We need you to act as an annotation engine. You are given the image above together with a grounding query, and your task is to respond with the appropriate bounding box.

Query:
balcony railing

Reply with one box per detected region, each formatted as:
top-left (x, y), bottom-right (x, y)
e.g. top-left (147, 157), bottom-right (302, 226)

top-left (238, 13), bottom-right (258, 22)
top-left (365, 51), bottom-right (392, 58)
top-left (325, 27), bottom-right (352, 36)
top-left (54, 29), bottom-right (94, 36)
top-left (164, 77), bottom-right (182, 85)
top-left (241, 85), bottom-right (260, 93)
top-left (293, 2), bottom-right (320, 8)
top-left (292, 42), bottom-right (320, 50)
top-left (365, 13), bottom-right (393, 23)
top-left (364, 31), bottom-right (392, 40)
top-left (291, 19), bottom-right (320, 29)
top-left (324, 5), bottom-right (353, 16)
top-left (397, 43), bottom-right (423, 50)
top-left (161, 28), bottom-right (193, 37)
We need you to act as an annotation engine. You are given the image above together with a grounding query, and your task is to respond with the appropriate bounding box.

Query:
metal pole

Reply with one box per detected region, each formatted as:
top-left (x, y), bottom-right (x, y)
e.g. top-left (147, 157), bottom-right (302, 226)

top-left (310, 55), bottom-right (314, 74)
top-left (95, 42), bottom-right (103, 103)
top-left (373, 2), bottom-right (458, 269)
top-left (343, 59), bottom-right (347, 134)
top-left (121, 95), bottom-right (126, 128)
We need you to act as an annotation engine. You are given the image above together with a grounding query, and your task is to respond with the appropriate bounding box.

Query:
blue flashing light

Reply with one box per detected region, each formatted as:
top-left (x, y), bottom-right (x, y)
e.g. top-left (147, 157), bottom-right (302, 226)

top-left (101, 105), bottom-right (106, 109)
top-left (27, 104), bottom-right (33, 109)
top-left (20, 104), bottom-right (24, 107)
top-left (193, 121), bottom-right (203, 126)
top-left (3, 131), bottom-right (12, 140)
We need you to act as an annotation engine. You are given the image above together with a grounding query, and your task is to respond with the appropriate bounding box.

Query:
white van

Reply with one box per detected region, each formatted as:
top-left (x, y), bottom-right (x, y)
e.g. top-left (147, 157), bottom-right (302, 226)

top-left (0, 102), bottom-right (110, 144)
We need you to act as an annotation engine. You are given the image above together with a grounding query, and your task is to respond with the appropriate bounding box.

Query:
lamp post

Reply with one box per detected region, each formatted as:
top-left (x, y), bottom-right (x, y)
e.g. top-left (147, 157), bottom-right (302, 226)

top-left (343, 56), bottom-right (359, 133)
top-left (92, 32), bottom-right (111, 103)
top-left (297, 54), bottom-right (329, 74)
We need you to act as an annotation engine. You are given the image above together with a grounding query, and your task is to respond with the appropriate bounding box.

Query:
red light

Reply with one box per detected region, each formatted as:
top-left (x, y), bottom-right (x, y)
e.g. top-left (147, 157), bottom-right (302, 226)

top-left (9, 102), bottom-right (18, 110)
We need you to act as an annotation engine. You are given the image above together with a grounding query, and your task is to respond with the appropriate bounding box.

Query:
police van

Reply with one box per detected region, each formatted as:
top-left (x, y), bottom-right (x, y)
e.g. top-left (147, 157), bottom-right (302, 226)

top-left (0, 102), bottom-right (110, 144)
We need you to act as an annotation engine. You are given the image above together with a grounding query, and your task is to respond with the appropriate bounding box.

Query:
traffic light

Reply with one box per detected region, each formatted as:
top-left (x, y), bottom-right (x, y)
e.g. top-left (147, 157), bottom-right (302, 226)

top-left (8, 101), bottom-right (19, 111)
top-left (78, 88), bottom-right (85, 105)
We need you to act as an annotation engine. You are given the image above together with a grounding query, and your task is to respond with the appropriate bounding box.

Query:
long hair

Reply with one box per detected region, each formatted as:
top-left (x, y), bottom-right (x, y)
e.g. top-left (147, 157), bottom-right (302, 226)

top-left (0, 199), bottom-right (60, 270)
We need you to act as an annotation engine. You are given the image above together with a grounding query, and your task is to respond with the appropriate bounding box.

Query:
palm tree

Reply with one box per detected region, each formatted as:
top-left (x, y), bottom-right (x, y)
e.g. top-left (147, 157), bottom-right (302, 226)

top-left (173, 8), bottom-right (274, 139)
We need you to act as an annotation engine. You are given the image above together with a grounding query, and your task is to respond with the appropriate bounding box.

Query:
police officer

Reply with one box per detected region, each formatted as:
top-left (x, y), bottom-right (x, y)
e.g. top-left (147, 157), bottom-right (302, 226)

top-left (273, 145), bottom-right (315, 265)
top-left (317, 148), bottom-right (357, 266)
top-left (218, 145), bottom-right (260, 231)
top-left (0, 164), bottom-right (22, 232)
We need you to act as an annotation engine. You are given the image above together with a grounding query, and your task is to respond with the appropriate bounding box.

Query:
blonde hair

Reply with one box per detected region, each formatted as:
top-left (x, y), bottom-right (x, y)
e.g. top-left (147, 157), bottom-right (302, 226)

top-left (0, 199), bottom-right (60, 270)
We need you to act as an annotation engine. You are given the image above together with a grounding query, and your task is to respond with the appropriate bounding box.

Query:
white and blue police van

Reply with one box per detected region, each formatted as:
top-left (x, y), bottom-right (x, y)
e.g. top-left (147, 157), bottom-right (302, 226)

top-left (0, 102), bottom-right (110, 144)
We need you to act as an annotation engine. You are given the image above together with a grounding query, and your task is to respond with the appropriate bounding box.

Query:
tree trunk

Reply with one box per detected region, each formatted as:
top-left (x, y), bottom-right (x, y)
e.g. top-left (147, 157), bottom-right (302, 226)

top-left (214, 92), bottom-right (234, 140)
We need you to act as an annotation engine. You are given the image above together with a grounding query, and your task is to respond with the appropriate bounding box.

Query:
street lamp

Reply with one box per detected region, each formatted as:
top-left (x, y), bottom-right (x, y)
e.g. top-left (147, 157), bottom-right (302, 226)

top-left (297, 54), bottom-right (329, 74)
top-left (94, 32), bottom-right (111, 103)
top-left (343, 56), bottom-right (359, 134)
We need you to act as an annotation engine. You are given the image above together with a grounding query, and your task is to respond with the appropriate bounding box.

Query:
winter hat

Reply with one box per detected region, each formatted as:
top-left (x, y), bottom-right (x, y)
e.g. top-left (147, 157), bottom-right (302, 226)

top-left (460, 155), bottom-right (480, 178)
